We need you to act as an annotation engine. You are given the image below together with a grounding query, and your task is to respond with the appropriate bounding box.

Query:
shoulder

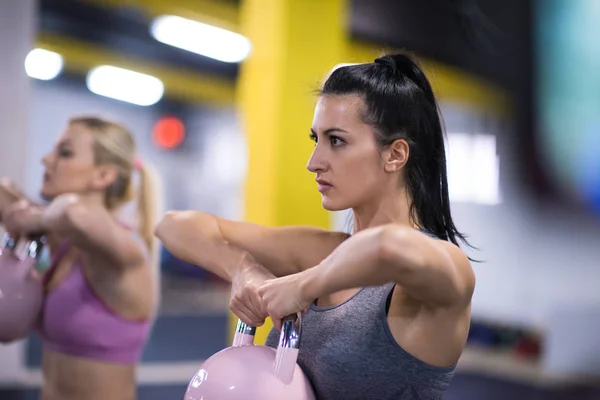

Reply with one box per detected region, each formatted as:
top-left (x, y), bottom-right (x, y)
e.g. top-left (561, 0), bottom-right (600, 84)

top-left (419, 229), bottom-right (474, 286)
top-left (438, 240), bottom-right (476, 303)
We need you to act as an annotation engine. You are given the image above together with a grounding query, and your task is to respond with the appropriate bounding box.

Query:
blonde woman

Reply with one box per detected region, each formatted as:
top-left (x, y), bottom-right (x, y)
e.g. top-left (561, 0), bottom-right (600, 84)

top-left (1, 116), bottom-right (161, 400)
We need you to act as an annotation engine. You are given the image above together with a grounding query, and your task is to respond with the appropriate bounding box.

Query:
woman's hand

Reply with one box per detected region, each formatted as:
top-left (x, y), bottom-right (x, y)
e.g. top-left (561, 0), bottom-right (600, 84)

top-left (0, 179), bottom-right (33, 222)
top-left (0, 178), bottom-right (29, 203)
top-left (230, 253), bottom-right (275, 327)
top-left (258, 269), bottom-right (316, 331)
top-left (41, 193), bottom-right (80, 230)
top-left (2, 200), bottom-right (45, 238)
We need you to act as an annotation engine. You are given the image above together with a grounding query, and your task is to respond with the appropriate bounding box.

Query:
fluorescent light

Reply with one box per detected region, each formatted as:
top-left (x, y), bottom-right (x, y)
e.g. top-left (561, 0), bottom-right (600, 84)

top-left (25, 48), bottom-right (63, 80)
top-left (150, 15), bottom-right (251, 63)
top-left (86, 66), bottom-right (164, 106)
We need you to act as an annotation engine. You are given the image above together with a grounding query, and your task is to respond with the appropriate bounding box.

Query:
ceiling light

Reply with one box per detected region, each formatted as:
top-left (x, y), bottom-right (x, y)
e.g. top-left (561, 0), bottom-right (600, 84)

top-left (86, 65), bottom-right (164, 106)
top-left (150, 15), bottom-right (251, 63)
top-left (25, 48), bottom-right (63, 80)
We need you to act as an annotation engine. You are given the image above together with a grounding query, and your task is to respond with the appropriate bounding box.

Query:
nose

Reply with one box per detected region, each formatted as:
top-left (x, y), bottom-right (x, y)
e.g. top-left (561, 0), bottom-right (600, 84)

top-left (306, 145), bottom-right (328, 174)
top-left (41, 152), bottom-right (53, 168)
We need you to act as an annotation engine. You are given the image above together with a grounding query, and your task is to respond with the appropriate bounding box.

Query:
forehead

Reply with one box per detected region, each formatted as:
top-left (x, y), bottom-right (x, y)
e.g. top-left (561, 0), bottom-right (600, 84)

top-left (312, 94), bottom-right (365, 130)
top-left (57, 123), bottom-right (94, 148)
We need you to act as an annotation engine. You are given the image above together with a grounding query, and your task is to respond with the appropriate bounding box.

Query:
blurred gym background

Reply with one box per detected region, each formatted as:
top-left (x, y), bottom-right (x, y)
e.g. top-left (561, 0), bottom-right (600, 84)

top-left (1, 0), bottom-right (599, 399)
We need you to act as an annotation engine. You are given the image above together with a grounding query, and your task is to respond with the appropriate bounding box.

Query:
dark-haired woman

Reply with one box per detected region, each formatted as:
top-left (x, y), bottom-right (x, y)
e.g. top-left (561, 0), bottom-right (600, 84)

top-left (155, 53), bottom-right (475, 400)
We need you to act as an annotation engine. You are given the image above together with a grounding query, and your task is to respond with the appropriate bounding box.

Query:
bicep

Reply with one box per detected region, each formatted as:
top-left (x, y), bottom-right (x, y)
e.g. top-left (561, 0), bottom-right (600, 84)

top-left (217, 219), bottom-right (349, 276)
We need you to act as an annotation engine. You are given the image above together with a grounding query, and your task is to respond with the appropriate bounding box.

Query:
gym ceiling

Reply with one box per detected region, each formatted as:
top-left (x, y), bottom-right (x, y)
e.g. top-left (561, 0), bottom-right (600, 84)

top-left (36, 0), bottom-right (531, 107)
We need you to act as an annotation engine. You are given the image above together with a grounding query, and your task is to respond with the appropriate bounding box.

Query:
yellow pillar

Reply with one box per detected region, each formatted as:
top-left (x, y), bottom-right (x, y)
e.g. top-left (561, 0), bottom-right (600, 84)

top-left (233, 0), bottom-right (349, 344)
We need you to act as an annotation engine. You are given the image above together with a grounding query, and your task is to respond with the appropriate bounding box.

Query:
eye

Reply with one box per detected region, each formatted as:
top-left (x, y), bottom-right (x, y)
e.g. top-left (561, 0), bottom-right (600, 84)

top-left (58, 147), bottom-right (73, 158)
top-left (309, 133), bottom-right (318, 143)
top-left (330, 136), bottom-right (345, 147)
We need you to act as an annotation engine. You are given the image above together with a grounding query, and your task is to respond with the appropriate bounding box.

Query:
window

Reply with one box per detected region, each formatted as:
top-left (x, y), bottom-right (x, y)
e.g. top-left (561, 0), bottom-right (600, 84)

top-left (445, 133), bottom-right (501, 205)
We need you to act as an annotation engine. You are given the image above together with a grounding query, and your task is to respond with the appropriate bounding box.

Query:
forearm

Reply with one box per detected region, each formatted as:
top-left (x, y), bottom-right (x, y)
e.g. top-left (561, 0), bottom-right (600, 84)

top-left (43, 199), bottom-right (98, 243)
top-left (36, 195), bottom-right (154, 269)
top-left (302, 226), bottom-right (397, 299)
top-left (155, 211), bottom-right (249, 281)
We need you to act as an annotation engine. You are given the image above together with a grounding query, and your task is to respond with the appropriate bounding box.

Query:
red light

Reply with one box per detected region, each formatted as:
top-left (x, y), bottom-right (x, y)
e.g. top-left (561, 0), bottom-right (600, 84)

top-left (153, 116), bottom-right (185, 149)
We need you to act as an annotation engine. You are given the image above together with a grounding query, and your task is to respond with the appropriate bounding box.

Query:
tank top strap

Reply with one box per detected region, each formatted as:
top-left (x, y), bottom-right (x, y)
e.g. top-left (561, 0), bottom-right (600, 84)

top-left (117, 220), bottom-right (135, 231)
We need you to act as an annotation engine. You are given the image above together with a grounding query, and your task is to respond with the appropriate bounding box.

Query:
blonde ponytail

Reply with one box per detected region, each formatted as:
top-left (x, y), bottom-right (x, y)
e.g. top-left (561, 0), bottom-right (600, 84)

top-left (135, 160), bottom-right (163, 307)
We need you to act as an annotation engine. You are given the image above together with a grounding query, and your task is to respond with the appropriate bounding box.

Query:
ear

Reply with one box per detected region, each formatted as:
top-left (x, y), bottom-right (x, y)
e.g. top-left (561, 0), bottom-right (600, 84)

top-left (91, 164), bottom-right (119, 191)
top-left (382, 139), bottom-right (409, 173)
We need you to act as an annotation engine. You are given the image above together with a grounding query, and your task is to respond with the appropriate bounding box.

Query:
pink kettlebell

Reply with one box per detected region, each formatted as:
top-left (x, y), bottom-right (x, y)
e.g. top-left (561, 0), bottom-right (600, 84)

top-left (184, 314), bottom-right (316, 400)
top-left (0, 234), bottom-right (45, 343)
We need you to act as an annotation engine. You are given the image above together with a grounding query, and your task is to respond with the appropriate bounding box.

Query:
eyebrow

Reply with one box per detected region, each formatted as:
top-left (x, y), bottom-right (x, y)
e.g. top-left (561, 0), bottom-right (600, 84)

top-left (310, 127), bottom-right (349, 135)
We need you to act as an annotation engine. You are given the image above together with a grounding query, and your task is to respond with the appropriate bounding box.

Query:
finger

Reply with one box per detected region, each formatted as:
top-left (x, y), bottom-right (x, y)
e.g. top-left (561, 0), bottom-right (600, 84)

top-left (247, 292), bottom-right (268, 320)
top-left (237, 293), bottom-right (267, 323)
top-left (232, 300), bottom-right (264, 327)
top-left (7, 200), bottom-right (28, 214)
top-left (16, 199), bottom-right (29, 209)
top-left (256, 280), bottom-right (273, 298)
top-left (231, 305), bottom-right (257, 327)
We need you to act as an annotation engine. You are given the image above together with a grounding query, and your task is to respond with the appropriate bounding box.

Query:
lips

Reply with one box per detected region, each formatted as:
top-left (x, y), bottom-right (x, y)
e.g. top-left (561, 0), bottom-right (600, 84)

top-left (316, 178), bottom-right (333, 193)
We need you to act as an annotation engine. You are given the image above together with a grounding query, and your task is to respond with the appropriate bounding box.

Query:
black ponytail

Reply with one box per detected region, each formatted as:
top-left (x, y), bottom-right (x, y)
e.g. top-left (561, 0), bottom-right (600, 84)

top-left (321, 52), bottom-right (474, 251)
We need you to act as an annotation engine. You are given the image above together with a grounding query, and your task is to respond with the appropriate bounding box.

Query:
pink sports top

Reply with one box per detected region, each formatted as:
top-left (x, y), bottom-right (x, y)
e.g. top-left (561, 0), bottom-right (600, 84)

top-left (38, 240), bottom-right (152, 364)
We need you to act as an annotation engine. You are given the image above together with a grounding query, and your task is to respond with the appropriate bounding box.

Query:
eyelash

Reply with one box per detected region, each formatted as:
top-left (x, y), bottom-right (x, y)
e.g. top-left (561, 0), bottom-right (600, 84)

top-left (330, 136), bottom-right (343, 146)
top-left (309, 134), bottom-right (345, 147)
top-left (58, 149), bottom-right (73, 158)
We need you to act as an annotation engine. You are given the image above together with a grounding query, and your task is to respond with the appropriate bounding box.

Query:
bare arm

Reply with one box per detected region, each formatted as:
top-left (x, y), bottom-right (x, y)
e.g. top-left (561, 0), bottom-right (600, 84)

top-left (301, 225), bottom-right (475, 308)
top-left (4, 194), bottom-right (147, 271)
top-left (42, 194), bottom-right (147, 270)
top-left (154, 210), bottom-right (348, 280)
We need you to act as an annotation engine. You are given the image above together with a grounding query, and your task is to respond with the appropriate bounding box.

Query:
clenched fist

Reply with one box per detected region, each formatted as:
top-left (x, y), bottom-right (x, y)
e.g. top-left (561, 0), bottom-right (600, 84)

top-left (229, 253), bottom-right (275, 327)
top-left (2, 200), bottom-right (44, 239)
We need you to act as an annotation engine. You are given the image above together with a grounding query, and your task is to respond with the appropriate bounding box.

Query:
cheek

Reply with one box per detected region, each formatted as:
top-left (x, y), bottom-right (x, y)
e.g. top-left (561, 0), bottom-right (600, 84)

top-left (55, 161), bottom-right (94, 187)
top-left (338, 149), bottom-right (383, 193)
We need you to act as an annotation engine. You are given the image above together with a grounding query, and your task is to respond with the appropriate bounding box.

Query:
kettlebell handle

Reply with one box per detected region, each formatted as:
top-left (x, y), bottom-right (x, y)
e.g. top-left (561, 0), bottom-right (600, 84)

top-left (232, 314), bottom-right (303, 385)
top-left (1, 234), bottom-right (46, 261)
top-left (24, 236), bottom-right (47, 260)
top-left (279, 314), bottom-right (302, 350)
top-left (232, 319), bottom-right (256, 347)
top-left (1, 232), bottom-right (16, 252)
top-left (232, 313), bottom-right (302, 348)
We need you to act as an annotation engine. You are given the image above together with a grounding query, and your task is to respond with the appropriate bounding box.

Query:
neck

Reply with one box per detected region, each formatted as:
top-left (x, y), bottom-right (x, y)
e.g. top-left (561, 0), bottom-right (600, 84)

top-left (76, 191), bottom-right (108, 210)
top-left (352, 186), bottom-right (414, 233)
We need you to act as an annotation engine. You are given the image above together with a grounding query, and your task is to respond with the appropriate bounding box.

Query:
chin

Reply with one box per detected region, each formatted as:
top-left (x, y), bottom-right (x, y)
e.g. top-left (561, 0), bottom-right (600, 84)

top-left (39, 188), bottom-right (57, 202)
top-left (321, 196), bottom-right (351, 212)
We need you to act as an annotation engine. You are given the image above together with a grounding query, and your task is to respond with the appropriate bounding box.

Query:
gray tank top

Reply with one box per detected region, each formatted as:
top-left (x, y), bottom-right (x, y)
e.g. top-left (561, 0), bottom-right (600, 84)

top-left (265, 282), bottom-right (456, 400)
